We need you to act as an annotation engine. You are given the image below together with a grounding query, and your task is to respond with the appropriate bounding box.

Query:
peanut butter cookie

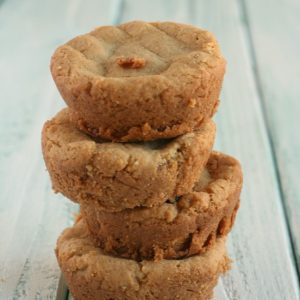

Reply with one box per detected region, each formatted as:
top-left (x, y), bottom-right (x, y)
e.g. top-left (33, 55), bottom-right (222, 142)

top-left (51, 21), bottom-right (225, 141)
top-left (42, 108), bottom-right (215, 211)
top-left (81, 152), bottom-right (242, 260)
top-left (56, 217), bottom-right (230, 300)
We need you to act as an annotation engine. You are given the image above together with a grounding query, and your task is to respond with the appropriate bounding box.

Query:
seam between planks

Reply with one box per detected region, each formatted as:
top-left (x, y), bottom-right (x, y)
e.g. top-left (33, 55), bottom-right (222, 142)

top-left (238, 0), bottom-right (300, 284)
top-left (110, 0), bottom-right (124, 25)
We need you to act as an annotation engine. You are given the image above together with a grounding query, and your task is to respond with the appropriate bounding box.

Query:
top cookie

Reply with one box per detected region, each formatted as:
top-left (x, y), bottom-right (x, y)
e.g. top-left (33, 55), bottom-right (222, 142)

top-left (51, 21), bottom-right (226, 141)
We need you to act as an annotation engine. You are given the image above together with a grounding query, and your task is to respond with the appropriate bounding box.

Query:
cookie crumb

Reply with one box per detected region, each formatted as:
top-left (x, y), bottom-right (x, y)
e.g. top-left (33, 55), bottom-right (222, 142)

top-left (86, 164), bottom-right (93, 177)
top-left (188, 98), bottom-right (197, 108)
top-left (116, 56), bottom-right (146, 69)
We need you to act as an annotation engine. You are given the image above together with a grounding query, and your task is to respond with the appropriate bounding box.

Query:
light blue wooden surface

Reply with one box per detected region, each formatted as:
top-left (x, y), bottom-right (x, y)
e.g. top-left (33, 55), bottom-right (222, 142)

top-left (0, 0), bottom-right (299, 299)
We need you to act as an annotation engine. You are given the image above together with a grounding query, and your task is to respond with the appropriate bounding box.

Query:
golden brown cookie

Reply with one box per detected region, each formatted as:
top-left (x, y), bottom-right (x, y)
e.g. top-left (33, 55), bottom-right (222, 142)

top-left (42, 108), bottom-right (215, 211)
top-left (56, 217), bottom-right (230, 300)
top-left (81, 151), bottom-right (242, 260)
top-left (51, 21), bottom-right (226, 141)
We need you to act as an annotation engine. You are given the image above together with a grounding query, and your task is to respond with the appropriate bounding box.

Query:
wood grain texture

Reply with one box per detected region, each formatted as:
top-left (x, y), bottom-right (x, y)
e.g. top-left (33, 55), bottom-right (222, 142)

top-left (242, 0), bottom-right (300, 275)
top-left (0, 0), bottom-right (299, 299)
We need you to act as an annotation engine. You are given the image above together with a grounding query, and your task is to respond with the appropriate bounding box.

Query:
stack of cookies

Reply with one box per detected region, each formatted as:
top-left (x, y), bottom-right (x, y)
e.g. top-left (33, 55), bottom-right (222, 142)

top-left (42, 21), bottom-right (243, 300)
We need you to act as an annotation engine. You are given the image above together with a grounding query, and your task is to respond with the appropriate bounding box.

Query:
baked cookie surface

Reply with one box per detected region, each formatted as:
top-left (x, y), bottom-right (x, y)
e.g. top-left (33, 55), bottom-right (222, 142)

top-left (42, 108), bottom-right (215, 211)
top-left (56, 218), bottom-right (230, 300)
top-left (81, 151), bottom-right (242, 260)
top-left (51, 21), bottom-right (225, 141)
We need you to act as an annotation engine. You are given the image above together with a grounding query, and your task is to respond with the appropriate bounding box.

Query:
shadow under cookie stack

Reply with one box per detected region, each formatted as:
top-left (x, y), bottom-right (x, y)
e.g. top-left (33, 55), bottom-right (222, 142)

top-left (42, 21), bottom-right (243, 300)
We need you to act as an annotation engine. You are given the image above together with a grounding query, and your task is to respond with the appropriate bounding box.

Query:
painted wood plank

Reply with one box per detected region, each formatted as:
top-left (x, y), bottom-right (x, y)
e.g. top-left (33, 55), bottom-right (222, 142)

top-left (242, 0), bottom-right (300, 275)
top-left (0, 0), bottom-right (119, 299)
top-left (191, 1), bottom-right (300, 299)
top-left (118, 0), bottom-right (299, 299)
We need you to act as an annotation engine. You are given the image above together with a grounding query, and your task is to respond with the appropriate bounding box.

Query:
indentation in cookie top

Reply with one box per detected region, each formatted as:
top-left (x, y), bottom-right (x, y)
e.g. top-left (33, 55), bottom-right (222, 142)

top-left (137, 138), bottom-right (171, 150)
top-left (91, 132), bottom-right (172, 150)
top-left (86, 126), bottom-right (176, 151)
top-left (59, 21), bottom-right (220, 78)
top-left (115, 56), bottom-right (146, 69)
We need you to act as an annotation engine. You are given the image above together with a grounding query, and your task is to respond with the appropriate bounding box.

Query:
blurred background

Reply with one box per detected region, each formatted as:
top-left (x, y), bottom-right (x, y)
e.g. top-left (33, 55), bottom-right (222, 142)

top-left (0, 0), bottom-right (299, 299)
